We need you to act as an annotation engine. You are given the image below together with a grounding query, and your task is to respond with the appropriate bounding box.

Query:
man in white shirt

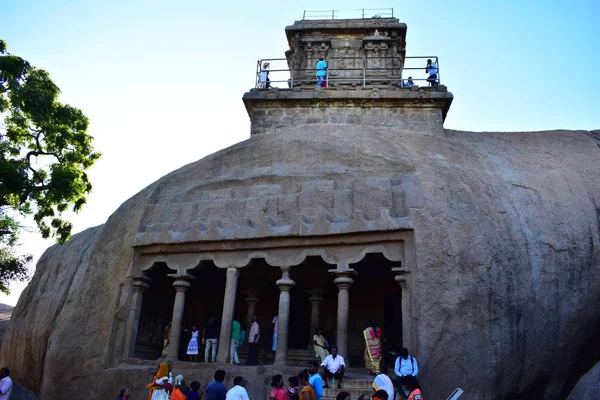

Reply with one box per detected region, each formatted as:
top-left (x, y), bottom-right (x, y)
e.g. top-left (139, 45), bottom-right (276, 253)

top-left (394, 348), bottom-right (419, 399)
top-left (425, 59), bottom-right (438, 87)
top-left (226, 376), bottom-right (250, 400)
top-left (320, 345), bottom-right (346, 389)
top-left (0, 367), bottom-right (13, 400)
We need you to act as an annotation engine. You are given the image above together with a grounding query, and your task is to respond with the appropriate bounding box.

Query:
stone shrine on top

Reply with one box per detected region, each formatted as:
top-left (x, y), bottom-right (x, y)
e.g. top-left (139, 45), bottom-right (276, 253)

top-left (243, 17), bottom-right (452, 136)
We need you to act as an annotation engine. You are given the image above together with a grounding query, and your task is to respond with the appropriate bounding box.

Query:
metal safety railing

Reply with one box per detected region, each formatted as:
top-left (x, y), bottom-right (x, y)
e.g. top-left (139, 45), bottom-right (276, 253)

top-left (302, 8), bottom-right (394, 20)
top-left (254, 55), bottom-right (440, 89)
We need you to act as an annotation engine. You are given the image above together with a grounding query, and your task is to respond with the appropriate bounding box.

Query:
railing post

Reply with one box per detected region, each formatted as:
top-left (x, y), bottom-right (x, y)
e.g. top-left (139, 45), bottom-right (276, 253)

top-left (363, 57), bottom-right (366, 88)
top-left (256, 60), bottom-right (260, 88)
top-left (331, 10), bottom-right (334, 19)
top-left (436, 57), bottom-right (440, 85)
top-left (303, 11), bottom-right (306, 20)
top-left (391, 8), bottom-right (394, 18)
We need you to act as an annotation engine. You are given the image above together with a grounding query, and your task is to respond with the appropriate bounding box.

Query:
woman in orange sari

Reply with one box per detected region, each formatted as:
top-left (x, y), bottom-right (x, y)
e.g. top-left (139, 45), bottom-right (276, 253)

top-left (147, 362), bottom-right (170, 400)
top-left (170, 374), bottom-right (188, 400)
top-left (363, 318), bottom-right (383, 375)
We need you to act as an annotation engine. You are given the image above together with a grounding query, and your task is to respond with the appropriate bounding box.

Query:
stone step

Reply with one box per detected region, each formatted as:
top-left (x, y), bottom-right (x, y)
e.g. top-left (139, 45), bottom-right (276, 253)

top-left (323, 387), bottom-right (374, 398)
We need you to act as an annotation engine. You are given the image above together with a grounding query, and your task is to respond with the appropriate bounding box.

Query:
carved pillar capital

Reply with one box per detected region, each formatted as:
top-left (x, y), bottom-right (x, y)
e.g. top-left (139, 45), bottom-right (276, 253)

top-left (243, 289), bottom-right (260, 304)
top-left (171, 275), bottom-right (193, 292)
top-left (331, 270), bottom-right (356, 289)
top-left (306, 287), bottom-right (324, 303)
top-left (132, 276), bottom-right (152, 292)
top-left (276, 266), bottom-right (296, 291)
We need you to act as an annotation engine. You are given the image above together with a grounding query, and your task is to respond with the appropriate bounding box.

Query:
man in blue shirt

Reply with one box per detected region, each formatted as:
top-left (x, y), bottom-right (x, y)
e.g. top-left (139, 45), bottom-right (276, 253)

top-left (307, 360), bottom-right (323, 400)
top-left (206, 370), bottom-right (227, 400)
top-left (315, 58), bottom-right (327, 87)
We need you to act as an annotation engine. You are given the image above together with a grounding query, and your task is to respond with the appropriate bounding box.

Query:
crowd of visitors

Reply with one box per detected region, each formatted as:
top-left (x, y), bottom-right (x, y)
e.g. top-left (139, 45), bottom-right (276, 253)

top-left (140, 329), bottom-right (423, 400)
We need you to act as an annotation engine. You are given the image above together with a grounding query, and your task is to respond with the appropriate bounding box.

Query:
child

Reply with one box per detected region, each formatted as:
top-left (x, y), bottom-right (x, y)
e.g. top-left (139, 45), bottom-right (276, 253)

top-left (187, 325), bottom-right (200, 362)
top-left (287, 376), bottom-right (299, 400)
top-left (188, 381), bottom-right (202, 400)
top-left (118, 387), bottom-right (130, 400)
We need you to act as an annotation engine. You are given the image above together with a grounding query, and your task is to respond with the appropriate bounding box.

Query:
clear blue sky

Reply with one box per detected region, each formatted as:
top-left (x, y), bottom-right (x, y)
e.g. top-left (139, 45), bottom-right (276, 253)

top-left (1, 0), bottom-right (598, 304)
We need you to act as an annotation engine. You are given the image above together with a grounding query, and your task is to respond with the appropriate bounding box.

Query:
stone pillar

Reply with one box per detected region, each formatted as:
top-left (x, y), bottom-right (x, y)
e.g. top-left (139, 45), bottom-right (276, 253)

top-left (167, 275), bottom-right (192, 361)
top-left (243, 289), bottom-right (260, 328)
top-left (124, 276), bottom-right (151, 357)
top-left (394, 270), bottom-right (411, 348)
top-left (306, 287), bottom-right (324, 347)
top-left (332, 270), bottom-right (354, 361)
top-left (217, 267), bottom-right (240, 363)
top-left (275, 267), bottom-right (295, 363)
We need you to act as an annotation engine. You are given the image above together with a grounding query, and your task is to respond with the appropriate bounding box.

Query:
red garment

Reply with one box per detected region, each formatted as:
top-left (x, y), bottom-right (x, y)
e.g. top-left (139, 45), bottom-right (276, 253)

top-left (270, 387), bottom-right (287, 400)
top-left (408, 388), bottom-right (423, 400)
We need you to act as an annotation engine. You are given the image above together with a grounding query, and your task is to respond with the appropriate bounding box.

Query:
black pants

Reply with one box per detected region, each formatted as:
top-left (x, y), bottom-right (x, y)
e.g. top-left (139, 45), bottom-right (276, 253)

top-left (427, 73), bottom-right (438, 86)
top-left (394, 376), bottom-right (408, 399)
top-left (247, 342), bottom-right (258, 365)
top-left (324, 366), bottom-right (345, 380)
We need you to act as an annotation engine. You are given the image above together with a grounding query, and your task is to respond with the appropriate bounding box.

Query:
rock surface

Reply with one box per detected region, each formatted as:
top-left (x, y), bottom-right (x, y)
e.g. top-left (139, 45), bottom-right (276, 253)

top-left (0, 304), bottom-right (13, 353)
top-left (567, 361), bottom-right (600, 399)
top-left (1, 126), bottom-right (600, 400)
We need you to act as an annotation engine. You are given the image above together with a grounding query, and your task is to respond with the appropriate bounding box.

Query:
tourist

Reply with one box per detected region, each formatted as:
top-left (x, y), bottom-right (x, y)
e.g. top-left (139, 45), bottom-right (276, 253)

top-left (402, 376), bottom-right (422, 400)
top-left (247, 316), bottom-right (260, 365)
top-left (372, 366), bottom-right (394, 400)
top-left (0, 368), bottom-right (13, 400)
top-left (260, 62), bottom-right (271, 89)
top-left (226, 376), bottom-right (250, 400)
top-left (270, 374), bottom-right (287, 400)
top-left (404, 77), bottom-right (415, 88)
top-left (231, 318), bottom-right (241, 364)
top-left (425, 59), bottom-right (438, 87)
top-left (161, 323), bottom-right (171, 359)
top-left (203, 316), bottom-right (220, 362)
top-left (312, 328), bottom-right (329, 363)
top-left (357, 395), bottom-right (369, 400)
top-left (307, 360), bottom-right (323, 400)
top-left (315, 58), bottom-right (327, 87)
top-left (171, 374), bottom-right (189, 400)
top-left (298, 370), bottom-right (316, 400)
top-left (206, 370), bottom-right (227, 400)
top-left (287, 376), bottom-right (300, 400)
top-left (188, 381), bottom-right (203, 400)
top-left (336, 392), bottom-right (351, 400)
top-left (272, 315), bottom-right (279, 352)
top-left (118, 386), bottom-right (131, 400)
top-left (187, 324), bottom-right (200, 362)
top-left (147, 362), bottom-right (170, 400)
top-left (372, 390), bottom-right (389, 400)
top-left (394, 348), bottom-right (419, 399)
top-left (239, 325), bottom-right (247, 347)
top-left (165, 360), bottom-right (174, 393)
top-left (363, 318), bottom-right (383, 375)
top-left (323, 331), bottom-right (332, 353)
top-left (321, 345), bottom-right (346, 389)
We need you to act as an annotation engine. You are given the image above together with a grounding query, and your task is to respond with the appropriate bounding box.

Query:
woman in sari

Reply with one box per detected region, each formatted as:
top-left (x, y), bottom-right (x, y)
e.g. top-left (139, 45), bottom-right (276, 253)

top-left (312, 328), bottom-right (329, 363)
top-left (363, 318), bottom-right (383, 375)
top-left (147, 362), bottom-right (170, 400)
top-left (170, 374), bottom-right (188, 400)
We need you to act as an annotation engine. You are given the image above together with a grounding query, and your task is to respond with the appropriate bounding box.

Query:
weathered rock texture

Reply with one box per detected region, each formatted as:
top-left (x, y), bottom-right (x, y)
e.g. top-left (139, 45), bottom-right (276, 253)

top-left (567, 360), bottom-right (600, 399)
top-left (2, 126), bottom-right (600, 400)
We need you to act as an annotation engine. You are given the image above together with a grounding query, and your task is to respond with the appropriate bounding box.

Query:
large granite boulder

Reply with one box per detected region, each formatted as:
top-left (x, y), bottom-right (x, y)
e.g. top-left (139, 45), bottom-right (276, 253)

top-left (1, 126), bottom-right (599, 400)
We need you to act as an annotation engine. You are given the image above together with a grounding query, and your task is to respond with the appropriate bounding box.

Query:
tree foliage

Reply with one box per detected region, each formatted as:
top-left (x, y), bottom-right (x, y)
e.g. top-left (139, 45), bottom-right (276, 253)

top-left (0, 39), bottom-right (100, 293)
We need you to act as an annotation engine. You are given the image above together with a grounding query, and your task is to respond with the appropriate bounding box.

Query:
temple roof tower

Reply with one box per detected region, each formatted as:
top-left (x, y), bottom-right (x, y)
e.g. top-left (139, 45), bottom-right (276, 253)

top-left (243, 11), bottom-right (453, 136)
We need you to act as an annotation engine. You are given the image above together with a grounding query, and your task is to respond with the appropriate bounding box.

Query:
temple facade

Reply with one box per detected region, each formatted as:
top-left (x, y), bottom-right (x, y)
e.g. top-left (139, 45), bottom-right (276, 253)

top-left (126, 16), bottom-right (450, 368)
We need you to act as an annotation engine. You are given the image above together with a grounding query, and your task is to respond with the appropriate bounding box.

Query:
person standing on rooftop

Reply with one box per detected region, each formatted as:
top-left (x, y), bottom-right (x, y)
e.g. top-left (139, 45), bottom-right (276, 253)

top-left (316, 58), bottom-right (327, 87)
